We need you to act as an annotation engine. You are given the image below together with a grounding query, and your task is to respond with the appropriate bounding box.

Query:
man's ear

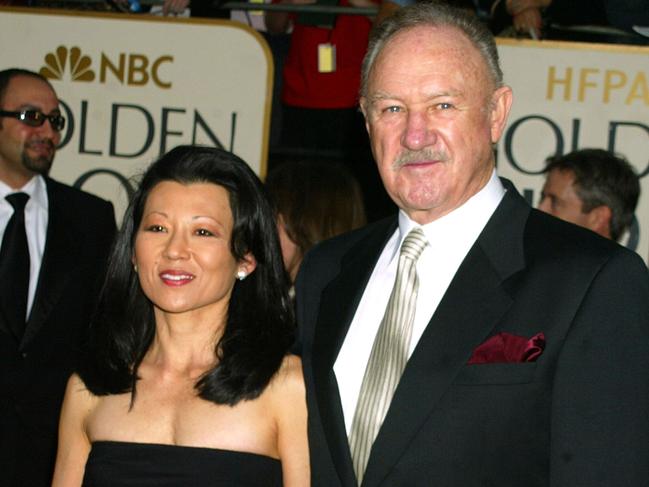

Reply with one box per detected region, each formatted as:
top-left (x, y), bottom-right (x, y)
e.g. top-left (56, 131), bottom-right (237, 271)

top-left (489, 85), bottom-right (513, 143)
top-left (586, 205), bottom-right (612, 239)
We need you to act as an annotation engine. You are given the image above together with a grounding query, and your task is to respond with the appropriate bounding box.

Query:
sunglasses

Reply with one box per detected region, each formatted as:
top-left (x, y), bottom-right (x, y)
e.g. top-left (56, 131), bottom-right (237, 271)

top-left (0, 109), bottom-right (66, 131)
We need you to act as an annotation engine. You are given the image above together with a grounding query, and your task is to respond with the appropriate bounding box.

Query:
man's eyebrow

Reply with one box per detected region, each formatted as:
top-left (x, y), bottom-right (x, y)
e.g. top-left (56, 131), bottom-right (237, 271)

top-left (18, 104), bottom-right (61, 114)
top-left (366, 92), bottom-right (400, 104)
top-left (367, 90), bottom-right (463, 104)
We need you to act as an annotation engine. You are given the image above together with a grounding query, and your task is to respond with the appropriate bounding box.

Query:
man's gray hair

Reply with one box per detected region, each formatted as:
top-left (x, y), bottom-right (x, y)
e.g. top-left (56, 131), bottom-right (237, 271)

top-left (360, 1), bottom-right (504, 98)
top-left (544, 149), bottom-right (640, 241)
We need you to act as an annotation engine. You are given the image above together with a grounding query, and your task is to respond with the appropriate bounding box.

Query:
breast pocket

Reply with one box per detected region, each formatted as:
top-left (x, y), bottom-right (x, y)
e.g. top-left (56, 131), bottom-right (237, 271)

top-left (454, 362), bottom-right (537, 385)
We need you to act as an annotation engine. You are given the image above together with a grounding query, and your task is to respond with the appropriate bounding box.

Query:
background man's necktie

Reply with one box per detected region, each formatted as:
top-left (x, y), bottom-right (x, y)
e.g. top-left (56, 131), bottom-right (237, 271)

top-left (0, 193), bottom-right (30, 341)
top-left (349, 227), bottom-right (428, 485)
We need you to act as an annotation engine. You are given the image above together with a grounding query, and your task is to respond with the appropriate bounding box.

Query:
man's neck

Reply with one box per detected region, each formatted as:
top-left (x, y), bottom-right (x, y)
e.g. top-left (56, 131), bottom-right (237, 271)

top-left (0, 166), bottom-right (35, 190)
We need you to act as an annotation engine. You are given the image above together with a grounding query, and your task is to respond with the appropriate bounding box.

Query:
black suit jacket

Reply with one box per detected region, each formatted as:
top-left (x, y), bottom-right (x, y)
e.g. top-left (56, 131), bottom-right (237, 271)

top-left (296, 181), bottom-right (649, 487)
top-left (0, 177), bottom-right (115, 487)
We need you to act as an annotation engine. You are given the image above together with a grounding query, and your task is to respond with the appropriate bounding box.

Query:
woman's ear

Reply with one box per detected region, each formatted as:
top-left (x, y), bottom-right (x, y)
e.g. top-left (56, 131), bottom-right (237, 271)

top-left (236, 253), bottom-right (257, 280)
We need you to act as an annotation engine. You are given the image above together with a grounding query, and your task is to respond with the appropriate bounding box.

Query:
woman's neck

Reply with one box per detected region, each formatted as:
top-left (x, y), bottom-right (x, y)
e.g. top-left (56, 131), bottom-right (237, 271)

top-left (144, 308), bottom-right (226, 377)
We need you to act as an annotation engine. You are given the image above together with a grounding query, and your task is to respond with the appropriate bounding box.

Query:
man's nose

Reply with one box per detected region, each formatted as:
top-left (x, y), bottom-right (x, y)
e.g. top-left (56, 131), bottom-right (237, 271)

top-left (401, 111), bottom-right (436, 150)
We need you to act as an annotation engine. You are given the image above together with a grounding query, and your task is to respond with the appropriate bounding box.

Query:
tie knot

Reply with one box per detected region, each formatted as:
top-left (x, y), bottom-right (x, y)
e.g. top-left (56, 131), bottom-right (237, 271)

top-left (6, 192), bottom-right (29, 213)
top-left (400, 227), bottom-right (427, 261)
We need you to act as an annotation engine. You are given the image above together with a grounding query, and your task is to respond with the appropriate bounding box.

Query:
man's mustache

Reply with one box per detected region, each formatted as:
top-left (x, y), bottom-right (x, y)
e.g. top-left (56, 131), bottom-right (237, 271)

top-left (393, 148), bottom-right (449, 169)
top-left (25, 138), bottom-right (55, 151)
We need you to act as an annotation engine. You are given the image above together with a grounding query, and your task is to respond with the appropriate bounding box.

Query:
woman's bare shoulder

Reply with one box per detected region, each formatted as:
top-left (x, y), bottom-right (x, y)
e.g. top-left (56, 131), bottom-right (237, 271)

top-left (270, 355), bottom-right (309, 485)
top-left (280, 353), bottom-right (303, 374)
top-left (64, 373), bottom-right (100, 413)
top-left (268, 354), bottom-right (305, 399)
top-left (66, 373), bottom-right (92, 394)
top-left (277, 354), bottom-right (304, 382)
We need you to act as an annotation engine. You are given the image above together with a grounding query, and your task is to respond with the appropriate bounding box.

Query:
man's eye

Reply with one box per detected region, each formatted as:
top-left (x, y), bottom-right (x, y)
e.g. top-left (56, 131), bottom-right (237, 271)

top-left (384, 106), bottom-right (402, 113)
top-left (437, 102), bottom-right (453, 110)
top-left (195, 228), bottom-right (214, 237)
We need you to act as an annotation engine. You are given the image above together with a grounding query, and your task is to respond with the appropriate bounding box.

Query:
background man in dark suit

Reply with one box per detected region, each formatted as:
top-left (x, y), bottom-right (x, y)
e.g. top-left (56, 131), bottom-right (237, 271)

top-left (0, 68), bottom-right (116, 487)
top-left (295, 4), bottom-right (649, 487)
top-left (538, 148), bottom-right (640, 242)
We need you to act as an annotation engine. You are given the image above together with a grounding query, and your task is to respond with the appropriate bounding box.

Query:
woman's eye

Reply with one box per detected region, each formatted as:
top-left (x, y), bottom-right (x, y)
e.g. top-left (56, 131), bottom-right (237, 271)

top-left (146, 225), bottom-right (165, 232)
top-left (196, 228), bottom-right (214, 237)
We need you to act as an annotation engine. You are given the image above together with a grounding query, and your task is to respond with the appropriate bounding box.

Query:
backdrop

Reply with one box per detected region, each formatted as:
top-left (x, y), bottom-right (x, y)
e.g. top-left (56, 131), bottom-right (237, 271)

top-left (0, 7), bottom-right (273, 221)
top-left (0, 9), bottom-right (647, 259)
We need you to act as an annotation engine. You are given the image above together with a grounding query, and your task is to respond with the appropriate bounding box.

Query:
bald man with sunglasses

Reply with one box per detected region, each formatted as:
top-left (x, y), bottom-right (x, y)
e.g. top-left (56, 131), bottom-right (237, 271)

top-left (0, 68), bottom-right (116, 487)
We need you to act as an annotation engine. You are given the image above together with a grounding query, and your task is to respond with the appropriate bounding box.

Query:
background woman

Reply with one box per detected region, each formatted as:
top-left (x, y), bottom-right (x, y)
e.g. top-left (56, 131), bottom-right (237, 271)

top-left (52, 146), bottom-right (308, 486)
top-left (266, 159), bottom-right (366, 285)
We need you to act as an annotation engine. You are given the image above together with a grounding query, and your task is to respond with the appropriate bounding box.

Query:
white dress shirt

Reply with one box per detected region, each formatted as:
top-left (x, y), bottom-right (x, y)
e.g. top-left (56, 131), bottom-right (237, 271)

top-left (0, 176), bottom-right (49, 319)
top-left (334, 170), bottom-right (506, 434)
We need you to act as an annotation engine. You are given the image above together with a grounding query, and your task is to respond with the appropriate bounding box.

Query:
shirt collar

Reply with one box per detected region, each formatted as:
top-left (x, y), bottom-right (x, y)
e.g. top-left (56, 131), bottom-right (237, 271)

top-left (0, 175), bottom-right (48, 212)
top-left (395, 170), bottom-right (505, 256)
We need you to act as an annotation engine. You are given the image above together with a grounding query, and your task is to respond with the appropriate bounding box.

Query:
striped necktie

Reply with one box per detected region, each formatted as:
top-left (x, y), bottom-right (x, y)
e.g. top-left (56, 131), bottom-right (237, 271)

top-left (349, 227), bottom-right (428, 485)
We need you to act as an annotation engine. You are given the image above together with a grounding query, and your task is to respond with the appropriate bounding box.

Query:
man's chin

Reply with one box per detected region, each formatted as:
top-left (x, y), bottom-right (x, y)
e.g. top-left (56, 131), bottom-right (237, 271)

top-left (23, 154), bottom-right (54, 176)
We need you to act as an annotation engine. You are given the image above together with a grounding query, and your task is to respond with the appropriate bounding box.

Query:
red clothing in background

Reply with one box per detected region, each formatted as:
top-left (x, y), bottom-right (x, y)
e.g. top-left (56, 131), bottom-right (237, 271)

top-left (280, 0), bottom-right (375, 109)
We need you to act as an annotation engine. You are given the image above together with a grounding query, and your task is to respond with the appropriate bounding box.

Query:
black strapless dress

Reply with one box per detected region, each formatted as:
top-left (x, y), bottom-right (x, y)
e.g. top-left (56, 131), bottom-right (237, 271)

top-left (82, 441), bottom-right (283, 487)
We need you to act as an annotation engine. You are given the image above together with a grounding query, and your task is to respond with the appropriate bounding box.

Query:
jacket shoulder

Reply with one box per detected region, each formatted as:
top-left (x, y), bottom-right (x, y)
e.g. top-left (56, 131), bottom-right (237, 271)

top-left (46, 177), bottom-right (115, 215)
top-left (296, 216), bottom-right (395, 300)
top-left (306, 216), bottom-right (396, 264)
top-left (524, 207), bottom-right (645, 277)
top-left (527, 208), bottom-right (624, 256)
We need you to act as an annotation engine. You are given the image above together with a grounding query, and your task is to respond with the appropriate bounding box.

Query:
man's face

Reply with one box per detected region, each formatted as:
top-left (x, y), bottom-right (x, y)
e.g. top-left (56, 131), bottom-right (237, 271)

top-left (538, 168), bottom-right (594, 230)
top-left (361, 25), bottom-right (512, 224)
top-left (0, 75), bottom-right (61, 188)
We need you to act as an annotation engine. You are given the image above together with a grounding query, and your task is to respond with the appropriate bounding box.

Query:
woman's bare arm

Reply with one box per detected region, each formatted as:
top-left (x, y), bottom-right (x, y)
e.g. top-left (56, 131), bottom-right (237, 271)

top-left (51, 374), bottom-right (96, 487)
top-left (274, 355), bottom-right (310, 487)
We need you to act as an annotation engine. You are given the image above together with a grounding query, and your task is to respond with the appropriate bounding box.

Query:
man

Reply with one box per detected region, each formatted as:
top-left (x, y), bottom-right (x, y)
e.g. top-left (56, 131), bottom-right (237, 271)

top-left (295, 4), bottom-right (649, 487)
top-left (538, 148), bottom-right (640, 241)
top-left (0, 68), bottom-right (116, 487)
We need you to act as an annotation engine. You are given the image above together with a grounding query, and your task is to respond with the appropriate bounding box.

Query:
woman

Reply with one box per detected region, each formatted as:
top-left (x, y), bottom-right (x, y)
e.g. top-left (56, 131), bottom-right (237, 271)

top-left (52, 146), bottom-right (308, 487)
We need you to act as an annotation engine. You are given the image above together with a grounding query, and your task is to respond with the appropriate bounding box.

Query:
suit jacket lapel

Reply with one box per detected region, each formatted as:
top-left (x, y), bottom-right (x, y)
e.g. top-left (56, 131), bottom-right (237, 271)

top-left (313, 218), bottom-right (398, 487)
top-left (362, 184), bottom-right (530, 487)
top-left (21, 179), bottom-right (77, 347)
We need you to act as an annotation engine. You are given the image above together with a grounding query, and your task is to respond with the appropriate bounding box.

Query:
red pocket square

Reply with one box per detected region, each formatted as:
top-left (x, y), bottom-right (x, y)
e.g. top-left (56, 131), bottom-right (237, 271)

top-left (468, 332), bottom-right (545, 364)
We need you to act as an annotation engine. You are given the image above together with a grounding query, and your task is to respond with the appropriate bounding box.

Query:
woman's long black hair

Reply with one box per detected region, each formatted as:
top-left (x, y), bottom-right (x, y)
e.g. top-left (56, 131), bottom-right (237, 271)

top-left (78, 145), bottom-right (294, 406)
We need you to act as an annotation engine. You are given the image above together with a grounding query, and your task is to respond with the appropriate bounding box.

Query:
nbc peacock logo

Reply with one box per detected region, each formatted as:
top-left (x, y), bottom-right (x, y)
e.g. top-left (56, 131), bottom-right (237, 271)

top-left (37, 46), bottom-right (173, 88)
top-left (39, 46), bottom-right (95, 82)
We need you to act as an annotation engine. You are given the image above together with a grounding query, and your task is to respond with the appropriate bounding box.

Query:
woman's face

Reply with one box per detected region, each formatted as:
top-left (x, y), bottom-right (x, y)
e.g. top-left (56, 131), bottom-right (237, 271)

top-left (133, 181), bottom-right (255, 318)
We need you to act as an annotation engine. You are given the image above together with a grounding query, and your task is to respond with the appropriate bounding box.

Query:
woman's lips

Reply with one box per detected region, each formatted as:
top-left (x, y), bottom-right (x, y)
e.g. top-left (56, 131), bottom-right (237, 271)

top-left (159, 269), bottom-right (195, 286)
